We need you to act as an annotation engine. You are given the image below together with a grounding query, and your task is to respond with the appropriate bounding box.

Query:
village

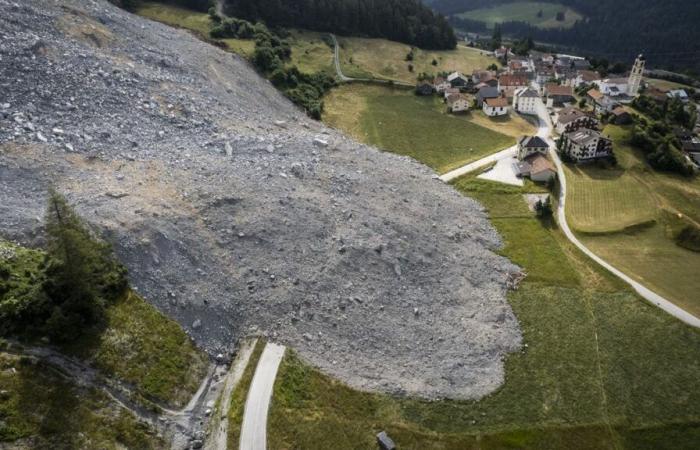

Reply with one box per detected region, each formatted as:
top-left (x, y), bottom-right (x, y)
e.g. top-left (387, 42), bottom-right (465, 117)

top-left (415, 48), bottom-right (700, 190)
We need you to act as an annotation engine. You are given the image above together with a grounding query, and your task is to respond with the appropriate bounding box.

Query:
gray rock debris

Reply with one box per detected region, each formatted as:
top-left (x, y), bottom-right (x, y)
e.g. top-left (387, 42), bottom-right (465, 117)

top-left (0, 0), bottom-right (522, 400)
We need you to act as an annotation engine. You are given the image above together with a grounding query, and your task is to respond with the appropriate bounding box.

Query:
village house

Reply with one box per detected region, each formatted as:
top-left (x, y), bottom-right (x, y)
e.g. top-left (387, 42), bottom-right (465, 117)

top-left (476, 86), bottom-right (500, 107)
top-left (447, 93), bottom-right (470, 113)
top-left (483, 96), bottom-right (509, 117)
top-left (559, 129), bottom-right (614, 162)
top-left (513, 87), bottom-right (540, 115)
top-left (494, 46), bottom-right (513, 60)
top-left (415, 81), bottom-right (434, 96)
top-left (498, 74), bottom-right (529, 99)
top-left (448, 71), bottom-right (470, 88)
top-left (545, 83), bottom-right (575, 107)
top-left (434, 76), bottom-right (451, 93)
top-left (443, 87), bottom-right (460, 100)
top-left (610, 106), bottom-right (633, 125)
top-left (555, 107), bottom-right (599, 134)
top-left (535, 64), bottom-right (555, 85)
top-left (596, 78), bottom-right (629, 97)
top-left (517, 135), bottom-right (549, 160)
top-left (518, 153), bottom-right (557, 182)
top-left (667, 89), bottom-right (690, 103)
top-left (472, 69), bottom-right (496, 84)
top-left (578, 70), bottom-right (602, 85)
top-left (587, 88), bottom-right (615, 112)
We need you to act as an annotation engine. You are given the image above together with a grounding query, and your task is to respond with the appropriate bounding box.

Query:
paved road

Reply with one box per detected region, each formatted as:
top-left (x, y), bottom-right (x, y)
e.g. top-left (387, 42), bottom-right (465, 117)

top-left (330, 34), bottom-right (413, 87)
top-left (239, 343), bottom-right (286, 450)
top-left (533, 104), bottom-right (700, 328)
top-left (439, 145), bottom-right (517, 182)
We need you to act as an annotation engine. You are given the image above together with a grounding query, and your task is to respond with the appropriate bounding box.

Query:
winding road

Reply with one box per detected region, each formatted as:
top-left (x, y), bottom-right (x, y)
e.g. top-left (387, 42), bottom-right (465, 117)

top-left (239, 342), bottom-right (286, 450)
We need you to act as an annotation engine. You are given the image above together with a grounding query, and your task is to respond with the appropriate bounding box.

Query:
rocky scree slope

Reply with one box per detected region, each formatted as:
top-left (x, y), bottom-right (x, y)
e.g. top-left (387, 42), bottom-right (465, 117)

top-left (0, 0), bottom-right (521, 400)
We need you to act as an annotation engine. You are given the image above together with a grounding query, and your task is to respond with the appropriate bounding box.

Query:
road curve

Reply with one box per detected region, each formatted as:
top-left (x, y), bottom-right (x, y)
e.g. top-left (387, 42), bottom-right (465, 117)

top-left (533, 104), bottom-right (700, 328)
top-left (330, 34), bottom-right (413, 87)
top-left (239, 342), bottom-right (286, 450)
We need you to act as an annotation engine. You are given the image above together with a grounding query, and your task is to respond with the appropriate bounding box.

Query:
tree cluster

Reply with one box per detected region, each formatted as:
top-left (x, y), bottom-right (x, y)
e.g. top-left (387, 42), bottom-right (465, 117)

top-left (0, 191), bottom-right (127, 342)
top-left (222, 0), bottom-right (457, 50)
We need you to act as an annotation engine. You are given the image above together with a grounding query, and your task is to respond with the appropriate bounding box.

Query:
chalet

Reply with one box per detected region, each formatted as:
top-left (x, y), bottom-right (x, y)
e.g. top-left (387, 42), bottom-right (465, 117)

top-left (476, 86), bottom-right (500, 107)
top-left (498, 74), bottom-right (529, 99)
top-left (560, 129), bottom-right (614, 162)
top-left (610, 106), bottom-right (632, 125)
top-left (447, 93), bottom-right (470, 113)
top-left (518, 153), bottom-right (557, 182)
top-left (448, 71), bottom-right (470, 88)
top-left (415, 81), bottom-right (434, 96)
top-left (545, 83), bottom-right (575, 107)
top-left (587, 88), bottom-right (614, 112)
top-left (517, 135), bottom-right (549, 160)
top-left (434, 76), bottom-right (451, 93)
top-left (483, 96), bottom-right (509, 117)
top-left (555, 107), bottom-right (599, 134)
top-left (667, 89), bottom-right (690, 103)
top-left (513, 87), bottom-right (540, 115)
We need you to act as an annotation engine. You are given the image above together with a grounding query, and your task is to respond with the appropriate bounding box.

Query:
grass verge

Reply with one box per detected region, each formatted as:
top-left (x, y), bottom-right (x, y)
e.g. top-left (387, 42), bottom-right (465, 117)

top-left (226, 339), bottom-right (266, 450)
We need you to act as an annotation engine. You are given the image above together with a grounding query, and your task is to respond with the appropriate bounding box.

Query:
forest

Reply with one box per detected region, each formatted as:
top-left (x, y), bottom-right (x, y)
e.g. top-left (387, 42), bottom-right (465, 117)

top-left (434, 0), bottom-right (700, 74)
top-left (222, 0), bottom-right (457, 50)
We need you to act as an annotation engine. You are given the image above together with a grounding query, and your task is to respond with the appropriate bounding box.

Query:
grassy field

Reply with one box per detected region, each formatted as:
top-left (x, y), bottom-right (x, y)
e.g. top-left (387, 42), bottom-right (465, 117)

top-left (338, 37), bottom-right (497, 83)
top-left (268, 174), bottom-right (700, 449)
top-left (457, 2), bottom-right (584, 29)
top-left (645, 77), bottom-right (695, 92)
top-left (226, 339), bottom-right (265, 449)
top-left (287, 30), bottom-right (335, 75)
top-left (563, 124), bottom-right (700, 316)
top-left (0, 351), bottom-right (166, 448)
top-left (323, 84), bottom-right (515, 173)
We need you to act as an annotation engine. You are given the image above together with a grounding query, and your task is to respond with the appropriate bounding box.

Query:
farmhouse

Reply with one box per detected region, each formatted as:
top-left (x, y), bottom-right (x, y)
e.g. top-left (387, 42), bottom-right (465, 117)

top-left (434, 76), bottom-right (451, 93)
top-left (518, 153), bottom-right (557, 182)
top-left (555, 107), bottom-right (599, 134)
top-left (498, 74), bottom-right (529, 99)
top-left (447, 93), bottom-right (470, 113)
top-left (472, 69), bottom-right (496, 84)
top-left (513, 87), bottom-right (540, 115)
top-left (494, 46), bottom-right (513, 60)
top-left (587, 88), bottom-right (614, 112)
top-left (517, 135), bottom-right (549, 160)
top-left (560, 129), bottom-right (614, 162)
top-left (483, 96), bottom-right (509, 117)
top-left (545, 83), bottom-right (575, 107)
top-left (443, 87), bottom-right (460, 99)
top-left (448, 71), bottom-right (470, 88)
top-left (476, 86), bottom-right (500, 107)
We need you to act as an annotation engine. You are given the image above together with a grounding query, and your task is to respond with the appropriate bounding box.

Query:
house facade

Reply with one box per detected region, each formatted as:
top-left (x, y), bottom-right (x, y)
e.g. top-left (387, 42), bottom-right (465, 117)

top-left (555, 107), bottom-right (599, 134)
top-left (447, 93), bottom-right (470, 113)
top-left (517, 135), bottom-right (549, 160)
top-left (483, 97), bottom-right (509, 116)
top-left (448, 71), bottom-right (469, 88)
top-left (518, 153), bottom-right (556, 182)
top-left (587, 88), bottom-right (615, 112)
top-left (560, 129), bottom-right (614, 162)
top-left (545, 83), bottom-right (575, 107)
top-left (513, 87), bottom-right (540, 115)
top-left (498, 74), bottom-right (529, 99)
top-left (434, 76), bottom-right (451, 93)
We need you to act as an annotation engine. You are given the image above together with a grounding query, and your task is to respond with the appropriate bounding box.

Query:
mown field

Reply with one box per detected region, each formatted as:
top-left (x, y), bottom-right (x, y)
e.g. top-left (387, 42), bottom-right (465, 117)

top-left (456, 1), bottom-right (584, 29)
top-left (645, 77), bottom-right (695, 92)
top-left (563, 124), bottom-right (700, 316)
top-left (268, 174), bottom-right (700, 449)
top-left (323, 84), bottom-right (517, 173)
top-left (338, 37), bottom-right (497, 83)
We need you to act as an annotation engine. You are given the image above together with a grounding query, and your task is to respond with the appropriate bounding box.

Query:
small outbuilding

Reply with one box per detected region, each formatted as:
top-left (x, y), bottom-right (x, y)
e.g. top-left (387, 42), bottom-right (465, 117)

top-left (376, 431), bottom-right (396, 450)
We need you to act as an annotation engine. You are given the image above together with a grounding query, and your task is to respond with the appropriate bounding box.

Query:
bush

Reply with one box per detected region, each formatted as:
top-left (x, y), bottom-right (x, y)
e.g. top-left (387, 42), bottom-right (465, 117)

top-left (676, 225), bottom-right (700, 252)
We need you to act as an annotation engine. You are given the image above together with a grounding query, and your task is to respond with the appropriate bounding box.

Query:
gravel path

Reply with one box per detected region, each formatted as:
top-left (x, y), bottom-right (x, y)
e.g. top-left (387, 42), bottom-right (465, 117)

top-left (440, 146), bottom-right (517, 182)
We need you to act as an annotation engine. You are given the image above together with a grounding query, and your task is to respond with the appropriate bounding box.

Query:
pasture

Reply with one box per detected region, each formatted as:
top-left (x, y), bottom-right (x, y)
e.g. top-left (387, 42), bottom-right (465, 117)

top-left (457, 2), bottom-right (584, 29)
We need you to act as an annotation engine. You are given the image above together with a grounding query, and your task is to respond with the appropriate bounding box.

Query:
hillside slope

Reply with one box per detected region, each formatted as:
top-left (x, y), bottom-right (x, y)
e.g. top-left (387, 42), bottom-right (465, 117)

top-left (0, 0), bottom-right (521, 400)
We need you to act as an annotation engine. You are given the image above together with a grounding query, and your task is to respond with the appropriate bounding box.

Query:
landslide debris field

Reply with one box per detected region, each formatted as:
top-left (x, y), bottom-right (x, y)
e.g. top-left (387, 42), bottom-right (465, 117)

top-left (0, 0), bottom-right (521, 400)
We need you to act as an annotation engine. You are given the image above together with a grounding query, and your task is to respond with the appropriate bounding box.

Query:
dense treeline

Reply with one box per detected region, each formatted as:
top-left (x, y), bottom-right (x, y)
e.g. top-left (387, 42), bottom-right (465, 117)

top-left (0, 191), bottom-right (127, 342)
top-left (109, 0), bottom-right (211, 11)
top-left (434, 0), bottom-right (700, 74)
top-left (222, 0), bottom-right (457, 50)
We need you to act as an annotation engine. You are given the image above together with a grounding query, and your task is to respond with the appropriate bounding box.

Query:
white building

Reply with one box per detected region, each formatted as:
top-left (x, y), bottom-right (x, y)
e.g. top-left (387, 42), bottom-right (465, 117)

top-left (447, 93), bottom-right (470, 113)
top-left (596, 78), bottom-right (629, 97)
top-left (513, 87), bottom-right (540, 115)
top-left (483, 97), bottom-right (509, 117)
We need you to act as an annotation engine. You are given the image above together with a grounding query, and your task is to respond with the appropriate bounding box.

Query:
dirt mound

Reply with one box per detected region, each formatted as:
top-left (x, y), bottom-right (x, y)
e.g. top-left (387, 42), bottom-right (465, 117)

top-left (0, 0), bottom-right (521, 399)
